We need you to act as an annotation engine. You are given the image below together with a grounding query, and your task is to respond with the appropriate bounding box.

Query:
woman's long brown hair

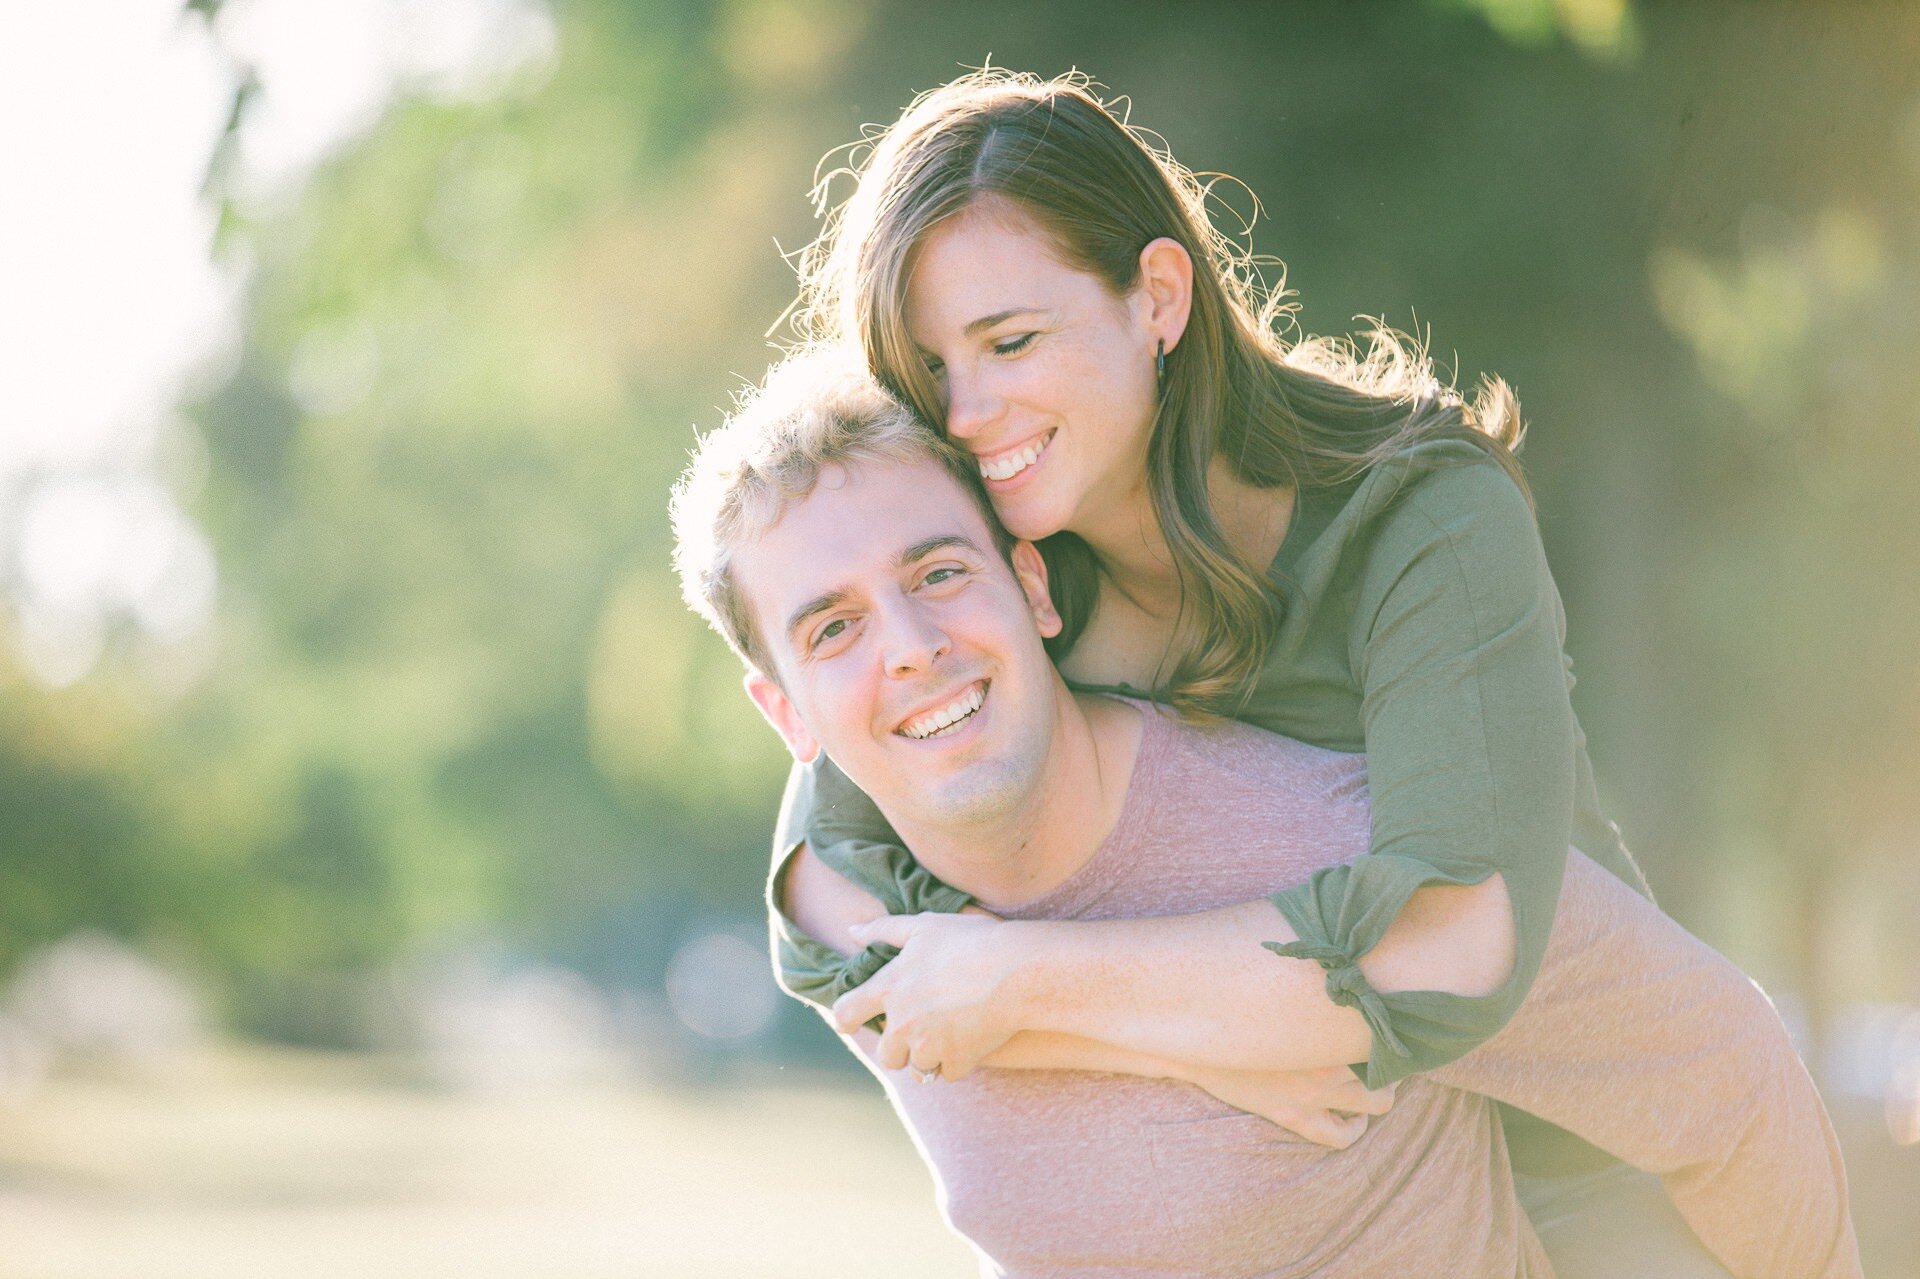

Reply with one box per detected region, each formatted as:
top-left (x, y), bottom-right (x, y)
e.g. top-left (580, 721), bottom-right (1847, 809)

top-left (794, 69), bottom-right (1527, 718)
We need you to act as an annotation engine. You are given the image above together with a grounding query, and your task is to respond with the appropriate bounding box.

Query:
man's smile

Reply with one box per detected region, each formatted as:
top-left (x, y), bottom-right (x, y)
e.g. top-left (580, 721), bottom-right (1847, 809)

top-left (895, 679), bottom-right (990, 740)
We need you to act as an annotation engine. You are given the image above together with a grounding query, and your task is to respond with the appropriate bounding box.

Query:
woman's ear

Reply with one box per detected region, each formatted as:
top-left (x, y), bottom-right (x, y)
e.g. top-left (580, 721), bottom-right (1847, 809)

top-left (745, 670), bottom-right (822, 763)
top-left (1137, 236), bottom-right (1194, 354)
top-left (1010, 541), bottom-right (1063, 639)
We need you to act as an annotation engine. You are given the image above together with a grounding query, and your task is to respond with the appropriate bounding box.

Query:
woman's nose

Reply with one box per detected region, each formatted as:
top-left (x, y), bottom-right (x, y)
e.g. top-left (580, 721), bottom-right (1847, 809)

top-left (944, 368), bottom-right (1003, 442)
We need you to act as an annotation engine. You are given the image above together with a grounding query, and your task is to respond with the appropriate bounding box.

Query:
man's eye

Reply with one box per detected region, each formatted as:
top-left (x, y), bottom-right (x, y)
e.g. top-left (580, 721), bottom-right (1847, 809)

top-left (922, 567), bottom-right (964, 586)
top-left (813, 618), bottom-right (848, 648)
top-left (992, 333), bottom-right (1035, 356)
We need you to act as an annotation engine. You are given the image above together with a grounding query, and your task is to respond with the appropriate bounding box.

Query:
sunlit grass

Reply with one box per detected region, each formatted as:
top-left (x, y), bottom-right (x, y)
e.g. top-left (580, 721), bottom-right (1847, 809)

top-left (0, 1043), bottom-right (975, 1279)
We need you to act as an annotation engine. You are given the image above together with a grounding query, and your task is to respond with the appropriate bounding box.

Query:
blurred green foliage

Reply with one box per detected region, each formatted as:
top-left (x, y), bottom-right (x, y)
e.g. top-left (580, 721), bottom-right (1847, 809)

top-left (4, 0), bottom-right (1919, 1052)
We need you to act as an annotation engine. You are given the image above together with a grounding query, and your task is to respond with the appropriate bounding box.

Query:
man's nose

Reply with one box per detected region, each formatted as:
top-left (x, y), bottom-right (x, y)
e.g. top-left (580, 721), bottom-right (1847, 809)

top-left (878, 599), bottom-right (951, 677)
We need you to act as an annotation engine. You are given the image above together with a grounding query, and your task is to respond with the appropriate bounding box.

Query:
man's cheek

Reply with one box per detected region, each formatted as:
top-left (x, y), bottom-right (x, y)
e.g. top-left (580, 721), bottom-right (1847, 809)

top-left (810, 670), bottom-right (875, 746)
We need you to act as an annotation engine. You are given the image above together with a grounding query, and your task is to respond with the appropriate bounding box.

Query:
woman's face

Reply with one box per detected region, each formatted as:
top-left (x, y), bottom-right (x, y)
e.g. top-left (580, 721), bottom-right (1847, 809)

top-left (902, 199), bottom-right (1163, 544)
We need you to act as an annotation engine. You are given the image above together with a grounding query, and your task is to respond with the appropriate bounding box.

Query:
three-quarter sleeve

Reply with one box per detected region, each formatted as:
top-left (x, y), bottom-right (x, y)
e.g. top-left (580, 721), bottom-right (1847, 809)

top-left (767, 752), bottom-right (973, 1012)
top-left (1265, 452), bottom-right (1578, 1088)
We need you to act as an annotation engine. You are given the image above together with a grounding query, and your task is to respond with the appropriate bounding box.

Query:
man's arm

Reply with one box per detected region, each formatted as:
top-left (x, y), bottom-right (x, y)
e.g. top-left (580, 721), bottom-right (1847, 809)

top-left (781, 844), bottom-right (1393, 1149)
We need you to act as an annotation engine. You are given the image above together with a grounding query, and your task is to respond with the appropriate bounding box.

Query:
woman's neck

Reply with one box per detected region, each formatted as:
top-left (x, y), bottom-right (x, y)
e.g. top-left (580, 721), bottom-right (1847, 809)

top-left (1210, 456), bottom-right (1296, 576)
top-left (1071, 455), bottom-right (1294, 618)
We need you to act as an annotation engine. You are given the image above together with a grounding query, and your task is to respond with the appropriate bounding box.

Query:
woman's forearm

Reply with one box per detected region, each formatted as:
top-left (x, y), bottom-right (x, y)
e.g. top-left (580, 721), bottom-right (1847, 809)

top-left (978, 1030), bottom-right (1393, 1150)
top-left (1001, 875), bottom-right (1514, 1073)
top-left (1000, 902), bottom-right (1371, 1071)
top-left (981, 1029), bottom-right (1183, 1077)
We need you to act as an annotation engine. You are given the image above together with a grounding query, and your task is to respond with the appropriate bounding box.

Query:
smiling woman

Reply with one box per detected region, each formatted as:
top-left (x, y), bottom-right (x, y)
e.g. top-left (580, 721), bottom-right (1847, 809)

top-left (798, 70), bottom-right (1522, 713)
top-left (907, 197), bottom-right (1163, 555)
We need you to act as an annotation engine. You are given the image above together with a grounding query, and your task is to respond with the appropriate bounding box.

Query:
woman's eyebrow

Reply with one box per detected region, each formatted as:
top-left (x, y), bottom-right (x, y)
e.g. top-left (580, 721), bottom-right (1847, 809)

top-left (964, 307), bottom-right (1041, 336)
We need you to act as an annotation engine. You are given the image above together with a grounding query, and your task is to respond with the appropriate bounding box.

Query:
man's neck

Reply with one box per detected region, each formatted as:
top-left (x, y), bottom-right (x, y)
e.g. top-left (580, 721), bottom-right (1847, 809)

top-left (891, 686), bottom-right (1142, 910)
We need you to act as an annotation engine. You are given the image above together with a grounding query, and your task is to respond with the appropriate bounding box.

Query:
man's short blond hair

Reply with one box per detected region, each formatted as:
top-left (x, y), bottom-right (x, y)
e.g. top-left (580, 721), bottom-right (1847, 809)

top-left (670, 345), bottom-right (1009, 674)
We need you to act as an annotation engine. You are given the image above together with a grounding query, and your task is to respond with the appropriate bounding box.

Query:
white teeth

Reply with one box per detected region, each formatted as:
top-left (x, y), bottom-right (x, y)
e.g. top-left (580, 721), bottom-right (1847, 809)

top-left (900, 683), bottom-right (986, 740)
top-left (978, 432), bottom-right (1052, 482)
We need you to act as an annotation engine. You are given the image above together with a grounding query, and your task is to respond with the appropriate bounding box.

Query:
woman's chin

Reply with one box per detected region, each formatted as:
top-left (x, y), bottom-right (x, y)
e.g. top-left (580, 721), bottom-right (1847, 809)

top-left (991, 494), bottom-right (1072, 544)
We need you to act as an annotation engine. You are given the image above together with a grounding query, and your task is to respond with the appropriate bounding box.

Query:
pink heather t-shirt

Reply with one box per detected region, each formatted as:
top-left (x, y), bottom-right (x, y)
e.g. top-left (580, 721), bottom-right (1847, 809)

top-left (860, 702), bottom-right (1550, 1278)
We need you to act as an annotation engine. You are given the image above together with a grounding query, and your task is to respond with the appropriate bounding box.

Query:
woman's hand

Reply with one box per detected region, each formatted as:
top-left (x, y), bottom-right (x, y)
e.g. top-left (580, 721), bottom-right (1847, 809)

top-left (830, 907), bottom-right (1030, 1081)
top-left (830, 908), bottom-right (1394, 1148)
top-left (1185, 1064), bottom-right (1397, 1150)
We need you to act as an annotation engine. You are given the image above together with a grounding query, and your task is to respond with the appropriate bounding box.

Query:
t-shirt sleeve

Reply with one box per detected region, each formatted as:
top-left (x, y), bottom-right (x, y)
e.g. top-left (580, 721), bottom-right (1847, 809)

top-left (1430, 849), bottom-right (1861, 1279)
top-left (767, 753), bottom-right (974, 1012)
top-left (1265, 454), bottom-right (1578, 1088)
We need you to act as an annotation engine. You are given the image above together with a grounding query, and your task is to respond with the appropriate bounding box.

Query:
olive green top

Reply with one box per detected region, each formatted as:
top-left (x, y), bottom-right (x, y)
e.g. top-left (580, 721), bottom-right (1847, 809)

top-left (770, 436), bottom-right (1653, 1097)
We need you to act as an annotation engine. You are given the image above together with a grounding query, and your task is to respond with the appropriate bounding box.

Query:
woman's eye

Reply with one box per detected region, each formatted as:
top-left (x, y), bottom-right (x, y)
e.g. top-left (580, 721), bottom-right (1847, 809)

top-left (992, 333), bottom-right (1036, 356)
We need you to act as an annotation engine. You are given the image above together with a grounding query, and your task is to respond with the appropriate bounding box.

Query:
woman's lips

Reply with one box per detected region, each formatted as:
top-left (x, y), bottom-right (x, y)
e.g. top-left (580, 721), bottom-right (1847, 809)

top-left (976, 429), bottom-right (1056, 486)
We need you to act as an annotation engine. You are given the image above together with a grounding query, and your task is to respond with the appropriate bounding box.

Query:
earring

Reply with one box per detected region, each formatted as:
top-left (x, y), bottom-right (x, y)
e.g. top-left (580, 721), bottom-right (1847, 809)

top-left (1155, 339), bottom-right (1166, 385)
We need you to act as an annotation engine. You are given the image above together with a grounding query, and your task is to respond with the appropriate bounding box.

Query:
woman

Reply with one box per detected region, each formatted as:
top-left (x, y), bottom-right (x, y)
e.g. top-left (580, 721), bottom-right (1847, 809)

top-left (776, 69), bottom-right (1718, 1275)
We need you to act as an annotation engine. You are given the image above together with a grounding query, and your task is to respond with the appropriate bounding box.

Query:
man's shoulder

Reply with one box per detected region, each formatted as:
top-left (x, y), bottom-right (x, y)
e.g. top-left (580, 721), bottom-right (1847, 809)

top-left (1151, 709), bottom-right (1368, 803)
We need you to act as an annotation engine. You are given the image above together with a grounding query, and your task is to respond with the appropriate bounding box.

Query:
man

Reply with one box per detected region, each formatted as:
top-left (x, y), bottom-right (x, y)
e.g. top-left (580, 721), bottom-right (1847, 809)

top-left (670, 348), bottom-right (1858, 1278)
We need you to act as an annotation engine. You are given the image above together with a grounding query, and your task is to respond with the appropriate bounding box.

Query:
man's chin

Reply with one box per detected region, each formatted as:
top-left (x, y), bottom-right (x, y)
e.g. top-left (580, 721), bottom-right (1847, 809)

top-left (877, 759), bottom-right (1028, 831)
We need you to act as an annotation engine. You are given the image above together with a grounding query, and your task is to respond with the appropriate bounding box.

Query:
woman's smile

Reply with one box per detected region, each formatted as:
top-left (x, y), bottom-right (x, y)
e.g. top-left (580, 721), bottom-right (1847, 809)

top-left (976, 428), bottom-right (1057, 488)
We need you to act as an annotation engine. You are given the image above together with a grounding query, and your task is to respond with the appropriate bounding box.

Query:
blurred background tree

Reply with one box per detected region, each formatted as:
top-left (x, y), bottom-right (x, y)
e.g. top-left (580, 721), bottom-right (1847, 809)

top-left (7, 0), bottom-right (1920, 1270)
top-left (3, 0), bottom-right (1918, 1099)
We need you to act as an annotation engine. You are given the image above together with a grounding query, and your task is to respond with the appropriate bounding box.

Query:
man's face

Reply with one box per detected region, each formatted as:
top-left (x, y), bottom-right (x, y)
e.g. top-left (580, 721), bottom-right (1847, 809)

top-left (734, 453), bottom-right (1063, 832)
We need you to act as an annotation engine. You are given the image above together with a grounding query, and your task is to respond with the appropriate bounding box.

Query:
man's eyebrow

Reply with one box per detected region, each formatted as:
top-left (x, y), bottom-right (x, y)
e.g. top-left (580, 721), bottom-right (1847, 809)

top-left (784, 589), bottom-right (847, 641)
top-left (964, 308), bottom-right (1041, 336)
top-left (898, 534), bottom-right (986, 566)
top-left (783, 536), bottom-right (985, 641)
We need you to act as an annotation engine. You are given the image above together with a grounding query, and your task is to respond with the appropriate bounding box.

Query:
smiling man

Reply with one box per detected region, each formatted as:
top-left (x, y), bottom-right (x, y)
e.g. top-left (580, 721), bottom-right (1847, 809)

top-left (669, 348), bottom-right (1858, 1279)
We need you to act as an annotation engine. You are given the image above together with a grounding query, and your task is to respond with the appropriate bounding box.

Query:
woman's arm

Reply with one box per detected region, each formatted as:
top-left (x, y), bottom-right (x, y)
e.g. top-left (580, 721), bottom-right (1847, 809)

top-left (769, 753), bottom-right (977, 1013)
top-left (792, 450), bottom-right (1589, 1089)
top-left (831, 872), bottom-right (1512, 1078)
top-left (1262, 448), bottom-right (1586, 1086)
top-left (988, 1033), bottom-right (1392, 1150)
top-left (782, 733), bottom-right (1519, 1082)
top-left (777, 838), bottom-right (1394, 1148)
